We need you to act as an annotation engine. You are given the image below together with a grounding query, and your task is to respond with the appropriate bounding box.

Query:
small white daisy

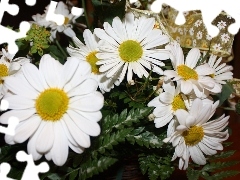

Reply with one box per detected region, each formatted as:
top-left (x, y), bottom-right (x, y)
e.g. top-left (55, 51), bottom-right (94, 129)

top-left (206, 34), bottom-right (212, 41)
top-left (217, 20), bottom-right (227, 30)
top-left (164, 98), bottom-right (229, 170)
top-left (193, 39), bottom-right (197, 47)
top-left (208, 55), bottom-right (233, 90)
top-left (94, 12), bottom-right (170, 85)
top-left (148, 80), bottom-right (189, 128)
top-left (194, 20), bottom-right (202, 27)
top-left (0, 54), bottom-right (104, 166)
top-left (220, 33), bottom-right (230, 43)
top-left (189, 28), bottom-right (194, 36)
top-left (196, 31), bottom-right (202, 40)
top-left (0, 49), bottom-right (30, 98)
top-left (67, 29), bottom-right (116, 93)
top-left (212, 43), bottom-right (222, 51)
top-left (32, 1), bottom-right (79, 41)
top-left (164, 41), bottom-right (217, 98)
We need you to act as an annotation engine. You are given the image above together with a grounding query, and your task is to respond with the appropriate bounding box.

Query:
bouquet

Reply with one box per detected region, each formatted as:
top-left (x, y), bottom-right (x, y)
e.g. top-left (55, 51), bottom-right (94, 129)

top-left (0, 0), bottom-right (239, 179)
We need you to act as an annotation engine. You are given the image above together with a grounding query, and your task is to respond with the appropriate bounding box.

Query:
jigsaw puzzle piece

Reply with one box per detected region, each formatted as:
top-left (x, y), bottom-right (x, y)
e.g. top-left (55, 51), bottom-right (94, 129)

top-left (0, 116), bottom-right (19, 136)
top-left (0, 0), bottom-right (19, 23)
top-left (0, 162), bottom-right (15, 180)
top-left (25, 0), bottom-right (36, 6)
top-left (16, 151), bottom-right (49, 180)
top-left (0, 21), bottom-right (30, 54)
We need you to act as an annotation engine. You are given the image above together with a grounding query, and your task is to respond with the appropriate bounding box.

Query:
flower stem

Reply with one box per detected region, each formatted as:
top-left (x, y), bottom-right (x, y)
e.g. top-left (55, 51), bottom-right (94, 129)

top-left (82, 0), bottom-right (91, 29)
top-left (55, 40), bottom-right (68, 59)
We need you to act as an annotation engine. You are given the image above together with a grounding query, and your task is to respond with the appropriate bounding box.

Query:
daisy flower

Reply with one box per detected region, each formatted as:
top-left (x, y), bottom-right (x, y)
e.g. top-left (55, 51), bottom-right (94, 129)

top-left (164, 98), bottom-right (229, 170)
top-left (0, 54), bottom-right (104, 166)
top-left (212, 43), bottom-right (222, 51)
top-left (207, 54), bottom-right (233, 92)
top-left (217, 20), bottom-right (227, 30)
top-left (148, 80), bottom-right (189, 128)
top-left (0, 48), bottom-right (30, 98)
top-left (67, 29), bottom-right (116, 93)
top-left (220, 33), bottom-right (230, 43)
top-left (196, 31), bottom-right (202, 40)
top-left (164, 41), bottom-right (217, 98)
top-left (94, 12), bottom-right (170, 85)
top-left (32, 1), bottom-right (79, 41)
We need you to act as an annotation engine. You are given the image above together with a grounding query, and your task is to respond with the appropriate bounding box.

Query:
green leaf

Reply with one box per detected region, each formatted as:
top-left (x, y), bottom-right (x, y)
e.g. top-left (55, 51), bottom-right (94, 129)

top-left (206, 170), bottom-right (239, 180)
top-left (69, 170), bottom-right (78, 180)
top-left (79, 156), bottom-right (118, 180)
top-left (138, 154), bottom-right (174, 180)
top-left (202, 161), bottom-right (239, 172)
top-left (46, 173), bottom-right (62, 180)
top-left (213, 82), bottom-right (234, 106)
top-left (209, 150), bottom-right (236, 160)
top-left (186, 168), bottom-right (201, 180)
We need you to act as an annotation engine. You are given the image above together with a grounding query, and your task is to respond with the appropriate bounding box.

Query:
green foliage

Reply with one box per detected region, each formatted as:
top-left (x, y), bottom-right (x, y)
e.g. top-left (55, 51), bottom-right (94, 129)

top-left (126, 128), bottom-right (166, 148)
top-left (213, 82), bottom-right (235, 106)
top-left (138, 153), bottom-right (175, 180)
top-left (91, 0), bottom-right (126, 25)
top-left (186, 148), bottom-right (240, 180)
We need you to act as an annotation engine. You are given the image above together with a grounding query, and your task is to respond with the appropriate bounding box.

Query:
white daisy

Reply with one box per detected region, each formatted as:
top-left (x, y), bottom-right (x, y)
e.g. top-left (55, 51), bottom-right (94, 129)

top-left (0, 49), bottom-right (30, 98)
top-left (32, 1), bottom-right (79, 41)
top-left (217, 20), bottom-right (227, 30)
top-left (164, 41), bottom-right (217, 98)
top-left (206, 34), bottom-right (212, 41)
top-left (212, 43), bottom-right (222, 51)
top-left (193, 39), bottom-right (197, 47)
top-left (164, 98), bottom-right (229, 170)
top-left (208, 55), bottom-right (233, 91)
top-left (189, 28), bottom-right (194, 36)
top-left (196, 31), bottom-right (202, 40)
top-left (220, 33), bottom-right (230, 43)
top-left (0, 54), bottom-right (104, 166)
top-left (67, 29), bottom-right (116, 93)
top-left (94, 12), bottom-right (170, 85)
top-left (148, 80), bottom-right (189, 128)
top-left (194, 20), bottom-right (202, 27)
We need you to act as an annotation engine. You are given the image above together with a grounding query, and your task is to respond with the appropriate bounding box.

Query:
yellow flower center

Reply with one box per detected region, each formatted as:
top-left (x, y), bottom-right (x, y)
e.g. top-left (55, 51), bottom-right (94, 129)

top-left (0, 64), bottom-right (8, 77)
top-left (182, 125), bottom-right (204, 146)
top-left (177, 65), bottom-right (198, 80)
top-left (118, 40), bottom-right (143, 62)
top-left (35, 88), bottom-right (69, 121)
top-left (64, 17), bottom-right (69, 25)
top-left (172, 94), bottom-right (187, 111)
top-left (86, 51), bottom-right (100, 74)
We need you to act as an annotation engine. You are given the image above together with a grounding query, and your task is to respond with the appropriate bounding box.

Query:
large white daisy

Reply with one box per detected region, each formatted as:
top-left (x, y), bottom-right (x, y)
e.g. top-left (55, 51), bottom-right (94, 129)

top-left (67, 29), bottom-right (116, 93)
top-left (164, 41), bottom-right (218, 98)
top-left (0, 54), bottom-right (104, 166)
top-left (164, 98), bottom-right (229, 170)
top-left (94, 12), bottom-right (170, 85)
top-left (0, 48), bottom-right (30, 98)
top-left (148, 80), bottom-right (189, 128)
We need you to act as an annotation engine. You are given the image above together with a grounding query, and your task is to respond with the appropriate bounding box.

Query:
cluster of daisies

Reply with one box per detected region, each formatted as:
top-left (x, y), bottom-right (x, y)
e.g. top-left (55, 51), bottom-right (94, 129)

top-left (0, 1), bottom-right (233, 170)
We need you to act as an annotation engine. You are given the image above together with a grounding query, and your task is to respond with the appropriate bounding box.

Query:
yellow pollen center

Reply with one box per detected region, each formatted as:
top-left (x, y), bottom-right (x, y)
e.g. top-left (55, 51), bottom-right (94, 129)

top-left (64, 17), bottom-right (69, 25)
top-left (35, 88), bottom-right (69, 121)
top-left (172, 94), bottom-right (187, 111)
top-left (118, 40), bottom-right (143, 62)
top-left (182, 126), bottom-right (204, 146)
top-left (86, 51), bottom-right (100, 74)
top-left (177, 65), bottom-right (198, 80)
top-left (0, 64), bottom-right (8, 77)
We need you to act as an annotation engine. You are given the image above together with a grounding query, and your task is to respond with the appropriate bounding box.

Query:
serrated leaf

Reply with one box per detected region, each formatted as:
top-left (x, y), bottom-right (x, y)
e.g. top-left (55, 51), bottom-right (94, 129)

top-left (202, 161), bottom-right (239, 172)
top-left (206, 170), bottom-right (239, 180)
top-left (213, 82), bottom-right (234, 106)
top-left (69, 170), bottom-right (78, 180)
top-left (79, 156), bottom-right (118, 180)
top-left (186, 168), bottom-right (201, 180)
top-left (209, 150), bottom-right (235, 160)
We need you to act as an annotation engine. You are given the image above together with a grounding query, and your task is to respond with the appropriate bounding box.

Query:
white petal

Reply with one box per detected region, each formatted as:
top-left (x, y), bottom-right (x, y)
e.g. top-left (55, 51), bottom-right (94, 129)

top-left (83, 29), bottom-right (99, 52)
top-left (175, 109), bottom-right (189, 125)
top-left (181, 80), bottom-right (193, 94)
top-left (159, 92), bottom-right (174, 104)
top-left (4, 95), bottom-right (34, 109)
top-left (36, 121), bottom-right (54, 153)
top-left (14, 115), bottom-right (41, 143)
top-left (189, 146), bottom-right (206, 165)
top-left (185, 48), bottom-right (200, 68)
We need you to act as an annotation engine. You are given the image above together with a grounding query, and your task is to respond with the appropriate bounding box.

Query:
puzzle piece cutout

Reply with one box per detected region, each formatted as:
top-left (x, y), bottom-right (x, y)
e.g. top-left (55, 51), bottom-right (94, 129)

top-left (46, 0), bottom-right (84, 26)
top-left (16, 151), bottom-right (49, 180)
top-left (0, 163), bottom-right (15, 180)
top-left (0, 0), bottom-right (36, 54)
top-left (150, 0), bottom-right (240, 37)
top-left (0, 151), bottom-right (49, 180)
top-left (0, 116), bottom-right (19, 136)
